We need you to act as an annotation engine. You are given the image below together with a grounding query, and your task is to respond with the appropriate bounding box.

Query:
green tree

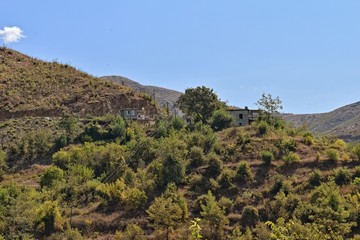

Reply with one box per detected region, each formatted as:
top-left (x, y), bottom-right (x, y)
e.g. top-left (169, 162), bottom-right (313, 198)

top-left (36, 200), bottom-right (64, 235)
top-left (210, 109), bottom-right (235, 131)
top-left (177, 86), bottom-right (224, 123)
top-left (115, 224), bottom-right (144, 240)
top-left (59, 114), bottom-right (79, 143)
top-left (40, 166), bottom-right (64, 188)
top-left (256, 93), bottom-right (283, 114)
top-left (108, 115), bottom-right (126, 140)
top-left (200, 190), bottom-right (229, 240)
top-left (147, 195), bottom-right (183, 240)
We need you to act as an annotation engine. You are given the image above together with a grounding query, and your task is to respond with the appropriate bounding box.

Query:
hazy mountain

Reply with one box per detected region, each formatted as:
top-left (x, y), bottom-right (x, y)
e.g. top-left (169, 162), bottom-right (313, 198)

top-left (0, 48), bottom-right (158, 119)
top-left (283, 101), bottom-right (360, 141)
top-left (101, 75), bottom-right (183, 115)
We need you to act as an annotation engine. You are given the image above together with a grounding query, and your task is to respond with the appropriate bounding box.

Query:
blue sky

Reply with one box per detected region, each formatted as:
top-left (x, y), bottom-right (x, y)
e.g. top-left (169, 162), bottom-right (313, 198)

top-left (2, 1), bottom-right (360, 114)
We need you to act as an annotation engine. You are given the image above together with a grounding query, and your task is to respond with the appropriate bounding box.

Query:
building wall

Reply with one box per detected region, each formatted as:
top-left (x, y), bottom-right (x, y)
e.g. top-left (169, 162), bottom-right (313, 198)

top-left (228, 109), bottom-right (250, 126)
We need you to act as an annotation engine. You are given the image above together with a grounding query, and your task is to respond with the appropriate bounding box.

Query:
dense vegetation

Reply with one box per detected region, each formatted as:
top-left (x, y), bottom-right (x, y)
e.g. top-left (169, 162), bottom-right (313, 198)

top-left (1, 60), bottom-right (360, 239)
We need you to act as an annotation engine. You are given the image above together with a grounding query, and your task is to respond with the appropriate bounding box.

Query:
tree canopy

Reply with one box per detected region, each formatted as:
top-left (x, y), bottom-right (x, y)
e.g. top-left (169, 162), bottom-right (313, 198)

top-left (177, 86), bottom-right (224, 123)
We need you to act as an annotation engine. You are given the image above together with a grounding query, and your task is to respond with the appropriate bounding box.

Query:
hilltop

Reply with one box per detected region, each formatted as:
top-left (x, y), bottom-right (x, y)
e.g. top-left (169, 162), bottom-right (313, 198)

top-left (283, 101), bottom-right (360, 142)
top-left (0, 48), bottom-right (158, 119)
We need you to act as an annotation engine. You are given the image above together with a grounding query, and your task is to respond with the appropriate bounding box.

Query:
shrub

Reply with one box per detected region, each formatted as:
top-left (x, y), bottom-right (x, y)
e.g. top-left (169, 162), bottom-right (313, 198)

top-left (257, 121), bottom-right (269, 136)
top-left (218, 169), bottom-right (235, 189)
top-left (334, 168), bottom-right (351, 185)
top-left (206, 153), bottom-right (222, 176)
top-left (308, 170), bottom-right (322, 186)
top-left (326, 149), bottom-right (340, 162)
top-left (282, 152), bottom-right (300, 165)
top-left (115, 224), bottom-right (144, 240)
top-left (40, 166), bottom-right (64, 188)
top-left (261, 151), bottom-right (274, 165)
top-left (303, 135), bottom-right (314, 146)
top-left (235, 161), bottom-right (254, 184)
top-left (241, 205), bottom-right (259, 227)
top-left (188, 146), bottom-right (206, 168)
top-left (353, 144), bottom-right (360, 160)
top-left (334, 139), bottom-right (347, 150)
top-left (124, 188), bottom-right (148, 211)
top-left (218, 197), bottom-right (234, 214)
top-left (210, 109), bottom-right (235, 131)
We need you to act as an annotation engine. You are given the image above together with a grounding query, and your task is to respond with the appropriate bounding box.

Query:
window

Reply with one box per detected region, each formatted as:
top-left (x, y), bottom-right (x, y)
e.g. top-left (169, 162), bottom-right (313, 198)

top-left (131, 110), bottom-right (135, 116)
top-left (239, 123), bottom-right (242, 126)
top-left (126, 110), bottom-right (130, 115)
top-left (239, 114), bottom-right (243, 119)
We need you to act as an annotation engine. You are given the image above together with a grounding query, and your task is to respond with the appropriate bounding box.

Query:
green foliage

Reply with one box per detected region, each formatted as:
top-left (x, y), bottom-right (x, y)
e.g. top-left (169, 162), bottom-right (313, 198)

top-left (334, 168), bottom-right (351, 186)
top-left (206, 153), bottom-right (222, 176)
top-left (210, 109), bottom-right (234, 131)
top-left (124, 187), bottom-right (148, 211)
top-left (261, 150), bottom-right (274, 165)
top-left (242, 205), bottom-right (259, 227)
top-left (200, 191), bottom-right (229, 239)
top-left (282, 152), bottom-right (300, 165)
top-left (235, 161), bottom-right (254, 184)
top-left (147, 194), bottom-right (183, 239)
top-left (326, 149), bottom-right (340, 162)
top-left (189, 218), bottom-right (203, 240)
top-left (108, 115), bottom-right (126, 140)
top-left (257, 121), bottom-right (269, 136)
top-left (309, 170), bottom-right (322, 186)
top-left (115, 224), bottom-right (144, 240)
top-left (40, 166), bottom-right (64, 188)
top-left (188, 146), bottom-right (206, 169)
top-left (218, 168), bottom-right (235, 189)
top-left (0, 149), bottom-right (7, 178)
top-left (257, 93), bottom-right (283, 114)
top-left (59, 114), bottom-right (79, 143)
top-left (353, 144), bottom-right (360, 160)
top-left (36, 200), bottom-right (64, 234)
top-left (177, 86), bottom-right (224, 123)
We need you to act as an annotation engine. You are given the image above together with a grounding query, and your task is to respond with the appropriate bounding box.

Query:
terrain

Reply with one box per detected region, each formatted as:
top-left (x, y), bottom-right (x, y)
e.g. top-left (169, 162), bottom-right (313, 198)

top-left (283, 101), bottom-right (360, 142)
top-left (102, 75), bottom-right (182, 115)
top-left (0, 48), bottom-right (158, 119)
top-left (1, 48), bottom-right (360, 239)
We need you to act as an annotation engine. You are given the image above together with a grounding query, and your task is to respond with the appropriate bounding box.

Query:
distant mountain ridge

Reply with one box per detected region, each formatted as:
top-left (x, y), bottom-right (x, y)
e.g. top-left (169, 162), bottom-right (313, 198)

top-left (283, 101), bottom-right (360, 142)
top-left (101, 75), bottom-right (183, 115)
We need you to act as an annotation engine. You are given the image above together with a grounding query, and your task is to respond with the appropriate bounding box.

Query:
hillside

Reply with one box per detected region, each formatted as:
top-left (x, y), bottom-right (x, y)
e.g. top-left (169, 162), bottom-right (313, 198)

top-left (0, 48), bottom-right (158, 119)
top-left (283, 101), bottom-right (360, 142)
top-left (1, 114), bottom-right (360, 239)
top-left (101, 75), bottom-right (182, 115)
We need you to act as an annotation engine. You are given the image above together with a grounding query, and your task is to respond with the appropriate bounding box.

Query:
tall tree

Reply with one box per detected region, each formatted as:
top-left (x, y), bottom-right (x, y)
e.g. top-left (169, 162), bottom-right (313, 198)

top-left (147, 195), bottom-right (183, 240)
top-left (177, 86), bottom-right (224, 123)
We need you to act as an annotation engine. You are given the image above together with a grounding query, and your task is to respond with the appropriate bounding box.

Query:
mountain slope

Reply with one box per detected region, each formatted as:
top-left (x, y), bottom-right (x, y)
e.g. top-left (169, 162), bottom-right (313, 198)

top-left (0, 48), bottom-right (158, 119)
top-left (101, 75), bottom-right (182, 112)
top-left (283, 101), bottom-right (360, 141)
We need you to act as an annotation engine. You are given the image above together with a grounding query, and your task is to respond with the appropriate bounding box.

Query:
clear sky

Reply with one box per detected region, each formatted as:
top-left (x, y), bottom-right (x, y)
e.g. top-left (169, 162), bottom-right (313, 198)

top-left (2, 1), bottom-right (360, 114)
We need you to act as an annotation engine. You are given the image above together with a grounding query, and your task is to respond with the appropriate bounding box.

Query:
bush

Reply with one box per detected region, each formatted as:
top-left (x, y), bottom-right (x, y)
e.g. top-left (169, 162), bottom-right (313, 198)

top-left (282, 152), bottom-right (300, 165)
top-left (353, 144), bottom-right (360, 160)
top-left (235, 161), bottom-right (254, 184)
top-left (115, 224), bottom-right (144, 240)
top-left (210, 109), bottom-right (235, 131)
top-left (261, 151), bottom-right (274, 165)
top-left (206, 153), bottom-right (222, 176)
top-left (334, 139), bottom-right (347, 150)
top-left (218, 169), bottom-right (235, 189)
top-left (334, 168), bottom-right (351, 185)
top-left (257, 121), bottom-right (269, 136)
top-left (188, 146), bottom-right (206, 168)
top-left (242, 205), bottom-right (259, 227)
top-left (303, 135), bottom-right (314, 146)
top-left (40, 166), bottom-right (64, 188)
top-left (326, 149), bottom-right (340, 162)
top-left (309, 170), bottom-right (322, 186)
